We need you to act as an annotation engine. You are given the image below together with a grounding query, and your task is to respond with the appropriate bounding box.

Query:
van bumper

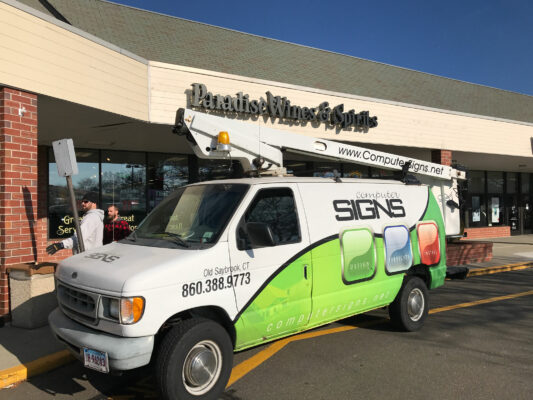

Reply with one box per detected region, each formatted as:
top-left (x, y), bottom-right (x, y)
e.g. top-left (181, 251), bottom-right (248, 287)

top-left (48, 307), bottom-right (154, 371)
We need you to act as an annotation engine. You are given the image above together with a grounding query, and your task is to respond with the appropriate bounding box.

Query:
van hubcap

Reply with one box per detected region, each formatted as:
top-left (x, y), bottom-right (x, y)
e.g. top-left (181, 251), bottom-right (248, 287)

top-left (183, 340), bottom-right (222, 395)
top-left (407, 288), bottom-right (424, 321)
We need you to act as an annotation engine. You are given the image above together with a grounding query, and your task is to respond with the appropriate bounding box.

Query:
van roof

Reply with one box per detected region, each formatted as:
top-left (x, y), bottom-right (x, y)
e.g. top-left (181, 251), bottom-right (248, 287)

top-left (188, 177), bottom-right (414, 186)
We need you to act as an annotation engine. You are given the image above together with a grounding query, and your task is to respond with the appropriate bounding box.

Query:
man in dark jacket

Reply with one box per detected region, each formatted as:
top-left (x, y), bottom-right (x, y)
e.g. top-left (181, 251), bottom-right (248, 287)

top-left (103, 204), bottom-right (131, 245)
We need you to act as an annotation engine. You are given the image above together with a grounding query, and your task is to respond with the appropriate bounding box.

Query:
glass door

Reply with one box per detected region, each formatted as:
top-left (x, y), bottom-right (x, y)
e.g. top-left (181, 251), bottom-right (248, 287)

top-left (506, 173), bottom-right (519, 234)
top-left (521, 173), bottom-right (532, 234)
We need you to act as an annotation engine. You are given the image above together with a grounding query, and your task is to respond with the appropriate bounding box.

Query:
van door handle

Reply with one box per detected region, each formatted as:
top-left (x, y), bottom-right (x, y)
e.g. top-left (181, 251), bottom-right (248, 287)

top-left (304, 264), bottom-right (308, 280)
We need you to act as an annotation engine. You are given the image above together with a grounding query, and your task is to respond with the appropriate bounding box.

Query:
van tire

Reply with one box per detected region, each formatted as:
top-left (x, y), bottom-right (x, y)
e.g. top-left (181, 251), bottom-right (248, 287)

top-left (388, 276), bottom-right (428, 332)
top-left (155, 318), bottom-right (233, 400)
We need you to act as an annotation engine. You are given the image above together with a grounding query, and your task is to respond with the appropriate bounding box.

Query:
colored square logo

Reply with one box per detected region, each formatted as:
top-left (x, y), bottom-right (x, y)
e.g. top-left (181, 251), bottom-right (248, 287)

top-left (384, 225), bottom-right (413, 273)
top-left (341, 228), bottom-right (375, 283)
top-left (417, 222), bottom-right (440, 265)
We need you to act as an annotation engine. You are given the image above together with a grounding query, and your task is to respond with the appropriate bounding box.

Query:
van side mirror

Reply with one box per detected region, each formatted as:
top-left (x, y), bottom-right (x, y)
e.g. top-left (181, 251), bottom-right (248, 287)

top-left (246, 222), bottom-right (276, 247)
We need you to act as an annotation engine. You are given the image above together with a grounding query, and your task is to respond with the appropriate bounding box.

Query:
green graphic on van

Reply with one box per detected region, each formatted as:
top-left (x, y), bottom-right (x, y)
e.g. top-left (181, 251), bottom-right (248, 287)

top-left (234, 187), bottom-right (448, 350)
top-left (341, 228), bottom-right (375, 282)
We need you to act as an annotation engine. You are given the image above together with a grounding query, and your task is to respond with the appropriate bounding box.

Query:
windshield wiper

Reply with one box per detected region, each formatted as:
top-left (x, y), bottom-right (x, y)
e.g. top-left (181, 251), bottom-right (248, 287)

top-left (163, 231), bottom-right (190, 248)
top-left (125, 230), bottom-right (138, 242)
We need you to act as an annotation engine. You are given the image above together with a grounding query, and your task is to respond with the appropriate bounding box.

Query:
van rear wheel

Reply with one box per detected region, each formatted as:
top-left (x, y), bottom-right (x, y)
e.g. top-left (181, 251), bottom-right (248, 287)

top-left (389, 276), bottom-right (428, 332)
top-left (155, 318), bottom-right (233, 400)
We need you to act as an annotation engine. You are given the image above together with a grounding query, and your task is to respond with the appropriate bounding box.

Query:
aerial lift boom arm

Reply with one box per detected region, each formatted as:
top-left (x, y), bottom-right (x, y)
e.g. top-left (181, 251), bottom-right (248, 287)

top-left (173, 108), bottom-right (465, 235)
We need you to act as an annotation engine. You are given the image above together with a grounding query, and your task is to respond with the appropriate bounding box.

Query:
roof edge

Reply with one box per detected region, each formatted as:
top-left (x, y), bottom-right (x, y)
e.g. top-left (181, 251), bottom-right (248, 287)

top-left (3, 0), bottom-right (149, 65)
top-left (99, 0), bottom-right (532, 99)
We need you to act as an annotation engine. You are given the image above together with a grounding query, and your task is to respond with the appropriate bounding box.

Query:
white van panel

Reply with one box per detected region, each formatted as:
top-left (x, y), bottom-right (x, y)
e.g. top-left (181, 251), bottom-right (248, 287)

top-left (297, 182), bottom-right (429, 242)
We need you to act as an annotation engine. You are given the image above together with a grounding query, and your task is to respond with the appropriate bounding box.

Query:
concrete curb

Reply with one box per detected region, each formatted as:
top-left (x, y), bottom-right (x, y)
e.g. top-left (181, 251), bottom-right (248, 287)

top-left (0, 350), bottom-right (74, 389)
top-left (467, 262), bottom-right (533, 277)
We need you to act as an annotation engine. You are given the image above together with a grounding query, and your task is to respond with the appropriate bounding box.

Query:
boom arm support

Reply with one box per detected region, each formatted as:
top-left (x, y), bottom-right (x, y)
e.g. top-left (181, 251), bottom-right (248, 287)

top-left (173, 108), bottom-right (465, 236)
top-left (174, 108), bottom-right (464, 181)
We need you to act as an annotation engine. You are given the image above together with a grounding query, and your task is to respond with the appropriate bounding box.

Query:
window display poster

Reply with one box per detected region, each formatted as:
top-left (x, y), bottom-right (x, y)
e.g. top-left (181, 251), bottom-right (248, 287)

top-left (491, 197), bottom-right (500, 223)
top-left (472, 196), bottom-right (480, 222)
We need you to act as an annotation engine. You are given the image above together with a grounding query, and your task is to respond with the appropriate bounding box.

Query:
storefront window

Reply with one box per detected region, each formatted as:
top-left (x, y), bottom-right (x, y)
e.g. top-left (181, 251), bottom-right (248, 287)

top-left (487, 171), bottom-right (504, 193)
top-left (198, 159), bottom-right (239, 181)
top-left (147, 153), bottom-right (189, 211)
top-left (101, 151), bottom-right (146, 232)
top-left (521, 173), bottom-right (532, 233)
top-left (507, 172), bottom-right (517, 194)
top-left (521, 172), bottom-right (530, 193)
top-left (371, 168), bottom-right (395, 178)
top-left (284, 160), bottom-right (313, 176)
top-left (342, 164), bottom-right (370, 178)
top-left (467, 171), bottom-right (486, 227)
top-left (487, 172), bottom-right (504, 226)
top-left (468, 170), bottom-right (485, 193)
top-left (505, 173), bottom-right (519, 231)
top-left (313, 162), bottom-right (341, 178)
top-left (48, 149), bottom-right (99, 239)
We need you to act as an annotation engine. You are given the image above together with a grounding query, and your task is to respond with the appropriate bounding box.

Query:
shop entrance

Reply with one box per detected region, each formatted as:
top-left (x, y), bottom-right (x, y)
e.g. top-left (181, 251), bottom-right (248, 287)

top-left (463, 171), bottom-right (532, 235)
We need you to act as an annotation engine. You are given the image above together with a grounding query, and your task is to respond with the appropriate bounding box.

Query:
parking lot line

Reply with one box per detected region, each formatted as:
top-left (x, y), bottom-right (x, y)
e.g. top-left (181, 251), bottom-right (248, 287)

top-left (228, 321), bottom-right (380, 387)
top-left (467, 262), bottom-right (533, 277)
top-left (429, 289), bottom-right (533, 314)
top-left (228, 287), bottom-right (533, 387)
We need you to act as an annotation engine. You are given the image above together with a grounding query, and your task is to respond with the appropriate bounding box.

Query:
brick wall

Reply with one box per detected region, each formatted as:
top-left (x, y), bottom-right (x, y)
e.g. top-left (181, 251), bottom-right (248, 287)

top-left (0, 87), bottom-right (39, 317)
top-left (446, 241), bottom-right (493, 266)
top-left (431, 149), bottom-right (452, 166)
top-left (463, 226), bottom-right (511, 239)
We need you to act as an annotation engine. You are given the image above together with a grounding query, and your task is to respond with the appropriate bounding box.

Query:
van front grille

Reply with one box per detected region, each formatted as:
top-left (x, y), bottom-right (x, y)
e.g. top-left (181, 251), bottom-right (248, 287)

top-left (57, 283), bottom-right (99, 325)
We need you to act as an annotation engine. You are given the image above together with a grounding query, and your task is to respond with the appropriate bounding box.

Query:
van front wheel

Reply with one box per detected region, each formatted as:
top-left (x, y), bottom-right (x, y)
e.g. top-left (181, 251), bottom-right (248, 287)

top-left (389, 276), bottom-right (428, 332)
top-left (156, 318), bottom-right (233, 400)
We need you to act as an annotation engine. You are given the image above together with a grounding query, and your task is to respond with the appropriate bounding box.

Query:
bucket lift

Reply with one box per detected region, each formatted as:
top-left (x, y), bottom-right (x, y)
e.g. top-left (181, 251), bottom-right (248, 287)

top-left (173, 108), bottom-right (466, 236)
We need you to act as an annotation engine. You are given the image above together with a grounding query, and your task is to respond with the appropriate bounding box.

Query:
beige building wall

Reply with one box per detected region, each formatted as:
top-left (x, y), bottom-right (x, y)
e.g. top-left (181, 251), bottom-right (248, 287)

top-left (0, 1), bottom-right (148, 120)
top-left (150, 61), bottom-right (533, 158)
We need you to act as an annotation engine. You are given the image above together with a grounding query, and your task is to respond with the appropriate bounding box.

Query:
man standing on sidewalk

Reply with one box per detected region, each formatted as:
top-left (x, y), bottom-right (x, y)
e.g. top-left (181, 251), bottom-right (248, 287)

top-left (46, 192), bottom-right (105, 255)
top-left (103, 204), bottom-right (130, 245)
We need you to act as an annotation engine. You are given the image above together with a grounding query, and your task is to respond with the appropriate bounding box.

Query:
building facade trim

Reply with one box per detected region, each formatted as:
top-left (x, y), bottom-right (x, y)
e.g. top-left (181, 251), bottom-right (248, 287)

top-left (150, 61), bottom-right (533, 129)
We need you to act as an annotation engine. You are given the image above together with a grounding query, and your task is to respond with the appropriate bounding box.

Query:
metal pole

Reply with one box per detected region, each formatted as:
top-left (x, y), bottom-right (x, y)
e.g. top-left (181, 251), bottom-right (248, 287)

top-left (66, 175), bottom-right (85, 253)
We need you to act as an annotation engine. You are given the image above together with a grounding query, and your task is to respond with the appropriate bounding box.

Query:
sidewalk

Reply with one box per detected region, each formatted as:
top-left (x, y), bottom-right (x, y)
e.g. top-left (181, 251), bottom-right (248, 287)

top-left (463, 234), bottom-right (533, 268)
top-left (0, 323), bottom-right (73, 388)
top-left (2, 235), bottom-right (533, 389)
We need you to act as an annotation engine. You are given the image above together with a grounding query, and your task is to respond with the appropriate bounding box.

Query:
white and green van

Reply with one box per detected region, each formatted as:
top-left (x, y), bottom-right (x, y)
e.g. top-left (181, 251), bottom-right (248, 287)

top-left (50, 108), bottom-right (463, 400)
top-left (50, 175), bottom-right (448, 400)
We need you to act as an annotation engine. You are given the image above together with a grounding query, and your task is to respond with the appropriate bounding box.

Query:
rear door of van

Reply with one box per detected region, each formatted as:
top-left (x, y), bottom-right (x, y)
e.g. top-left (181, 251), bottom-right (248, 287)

top-left (228, 183), bottom-right (312, 349)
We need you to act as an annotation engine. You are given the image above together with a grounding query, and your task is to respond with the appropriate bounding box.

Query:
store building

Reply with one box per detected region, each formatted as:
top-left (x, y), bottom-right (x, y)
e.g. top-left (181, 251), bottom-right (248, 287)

top-left (1, 0), bottom-right (533, 319)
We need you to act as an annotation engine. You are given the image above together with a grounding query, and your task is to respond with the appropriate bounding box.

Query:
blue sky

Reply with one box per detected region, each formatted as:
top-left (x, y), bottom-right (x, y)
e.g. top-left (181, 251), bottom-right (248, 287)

top-left (110, 0), bottom-right (533, 96)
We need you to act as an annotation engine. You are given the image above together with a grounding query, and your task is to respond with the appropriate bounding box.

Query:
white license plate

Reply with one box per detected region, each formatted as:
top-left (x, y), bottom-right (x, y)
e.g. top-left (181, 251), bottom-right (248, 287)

top-left (83, 348), bottom-right (109, 373)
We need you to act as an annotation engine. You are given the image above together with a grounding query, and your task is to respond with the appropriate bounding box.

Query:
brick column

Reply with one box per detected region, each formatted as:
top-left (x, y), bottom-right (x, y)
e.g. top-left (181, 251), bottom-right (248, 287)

top-left (0, 87), bottom-right (39, 317)
top-left (431, 149), bottom-right (452, 166)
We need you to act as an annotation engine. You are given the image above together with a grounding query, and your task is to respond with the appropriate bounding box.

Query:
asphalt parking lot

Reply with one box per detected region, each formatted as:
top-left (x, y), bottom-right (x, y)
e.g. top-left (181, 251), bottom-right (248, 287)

top-left (3, 266), bottom-right (532, 400)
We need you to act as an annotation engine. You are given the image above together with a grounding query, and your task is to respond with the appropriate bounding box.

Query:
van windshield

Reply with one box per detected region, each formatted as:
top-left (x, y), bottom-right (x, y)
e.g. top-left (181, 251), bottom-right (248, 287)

top-left (126, 183), bottom-right (249, 249)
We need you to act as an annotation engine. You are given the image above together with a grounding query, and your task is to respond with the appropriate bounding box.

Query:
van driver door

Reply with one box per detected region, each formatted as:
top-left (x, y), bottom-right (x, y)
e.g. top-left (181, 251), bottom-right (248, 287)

top-left (227, 184), bottom-right (312, 349)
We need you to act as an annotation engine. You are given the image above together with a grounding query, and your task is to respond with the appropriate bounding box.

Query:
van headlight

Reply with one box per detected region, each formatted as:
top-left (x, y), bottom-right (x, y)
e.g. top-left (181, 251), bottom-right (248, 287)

top-left (109, 299), bottom-right (120, 319)
top-left (105, 297), bottom-right (145, 324)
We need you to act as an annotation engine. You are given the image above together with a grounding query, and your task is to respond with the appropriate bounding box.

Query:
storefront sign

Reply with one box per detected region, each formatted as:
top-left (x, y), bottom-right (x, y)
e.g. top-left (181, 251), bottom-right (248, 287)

top-left (190, 83), bottom-right (378, 130)
top-left (51, 213), bottom-right (138, 239)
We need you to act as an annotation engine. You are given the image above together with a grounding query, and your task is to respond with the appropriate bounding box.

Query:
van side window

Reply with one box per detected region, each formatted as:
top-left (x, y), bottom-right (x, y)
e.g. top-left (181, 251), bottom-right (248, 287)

top-left (238, 188), bottom-right (301, 249)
